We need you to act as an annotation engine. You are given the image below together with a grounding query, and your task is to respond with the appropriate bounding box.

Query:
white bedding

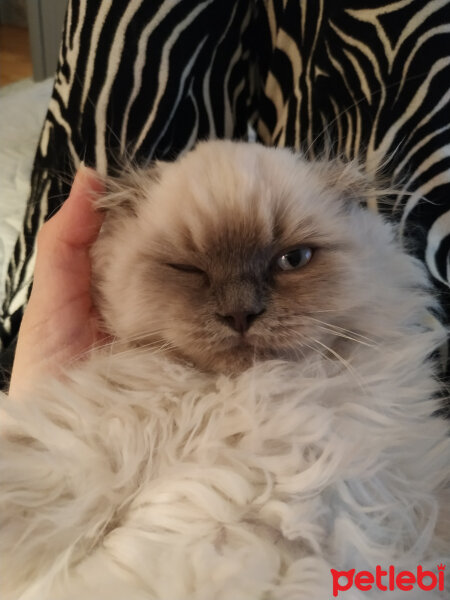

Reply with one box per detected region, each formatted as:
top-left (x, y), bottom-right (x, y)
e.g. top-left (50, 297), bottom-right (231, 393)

top-left (0, 78), bottom-right (53, 305)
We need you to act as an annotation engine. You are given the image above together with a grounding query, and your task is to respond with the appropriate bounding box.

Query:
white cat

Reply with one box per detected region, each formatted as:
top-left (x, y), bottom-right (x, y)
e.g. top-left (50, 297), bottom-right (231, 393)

top-left (1, 141), bottom-right (449, 599)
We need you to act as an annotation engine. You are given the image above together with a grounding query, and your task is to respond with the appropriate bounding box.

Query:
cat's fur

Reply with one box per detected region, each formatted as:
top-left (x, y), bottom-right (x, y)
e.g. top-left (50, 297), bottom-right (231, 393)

top-left (91, 141), bottom-right (423, 374)
top-left (0, 141), bottom-right (449, 599)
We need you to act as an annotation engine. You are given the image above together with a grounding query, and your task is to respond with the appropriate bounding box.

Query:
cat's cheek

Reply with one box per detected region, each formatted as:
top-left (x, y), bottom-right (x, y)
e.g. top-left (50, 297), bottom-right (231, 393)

top-left (272, 276), bottom-right (333, 314)
top-left (142, 271), bottom-right (213, 337)
top-left (266, 281), bottom-right (351, 346)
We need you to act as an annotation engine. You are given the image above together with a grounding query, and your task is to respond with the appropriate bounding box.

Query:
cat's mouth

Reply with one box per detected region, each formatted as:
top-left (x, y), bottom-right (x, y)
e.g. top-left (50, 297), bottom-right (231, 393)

top-left (221, 330), bottom-right (324, 363)
top-left (223, 334), bottom-right (279, 359)
top-left (227, 333), bottom-right (259, 349)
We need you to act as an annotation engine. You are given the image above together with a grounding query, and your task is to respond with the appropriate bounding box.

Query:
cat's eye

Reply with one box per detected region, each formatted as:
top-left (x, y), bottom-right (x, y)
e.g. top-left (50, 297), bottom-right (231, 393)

top-left (167, 263), bottom-right (205, 275)
top-left (276, 247), bottom-right (313, 271)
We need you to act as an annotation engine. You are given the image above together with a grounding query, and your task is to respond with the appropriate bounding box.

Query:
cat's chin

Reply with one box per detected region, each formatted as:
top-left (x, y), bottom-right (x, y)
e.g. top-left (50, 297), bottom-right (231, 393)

top-left (172, 338), bottom-right (300, 375)
top-left (145, 336), bottom-right (262, 374)
top-left (119, 332), bottom-right (339, 375)
top-left (172, 332), bottom-right (350, 374)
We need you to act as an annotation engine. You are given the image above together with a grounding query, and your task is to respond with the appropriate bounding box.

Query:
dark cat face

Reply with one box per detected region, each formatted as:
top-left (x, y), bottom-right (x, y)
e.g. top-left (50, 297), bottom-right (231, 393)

top-left (92, 141), bottom-right (403, 373)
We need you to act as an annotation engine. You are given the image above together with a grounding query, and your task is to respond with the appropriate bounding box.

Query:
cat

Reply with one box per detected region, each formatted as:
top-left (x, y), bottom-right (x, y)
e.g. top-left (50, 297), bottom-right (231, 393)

top-left (0, 140), bottom-right (449, 600)
top-left (92, 140), bottom-right (431, 374)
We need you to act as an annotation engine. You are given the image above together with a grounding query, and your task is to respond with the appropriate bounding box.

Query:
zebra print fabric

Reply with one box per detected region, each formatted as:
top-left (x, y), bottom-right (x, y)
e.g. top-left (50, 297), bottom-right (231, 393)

top-left (256, 0), bottom-right (450, 294)
top-left (1, 0), bottom-right (450, 366)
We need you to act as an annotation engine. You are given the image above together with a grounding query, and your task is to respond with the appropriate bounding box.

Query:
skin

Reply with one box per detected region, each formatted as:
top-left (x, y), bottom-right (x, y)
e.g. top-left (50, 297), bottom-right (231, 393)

top-left (9, 166), bottom-right (106, 397)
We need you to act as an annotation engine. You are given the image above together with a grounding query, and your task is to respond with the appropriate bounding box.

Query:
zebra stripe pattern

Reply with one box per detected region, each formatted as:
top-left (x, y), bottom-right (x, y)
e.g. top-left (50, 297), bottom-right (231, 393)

top-left (255, 0), bottom-right (450, 292)
top-left (2, 0), bottom-right (450, 355)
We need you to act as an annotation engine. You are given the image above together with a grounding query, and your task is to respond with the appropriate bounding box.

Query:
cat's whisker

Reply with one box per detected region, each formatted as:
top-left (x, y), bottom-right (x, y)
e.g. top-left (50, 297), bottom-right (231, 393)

top-left (302, 339), bottom-right (363, 391)
top-left (103, 343), bottom-right (178, 363)
top-left (304, 322), bottom-right (377, 349)
top-left (280, 323), bottom-right (359, 381)
top-left (121, 338), bottom-right (178, 355)
top-left (303, 316), bottom-right (377, 345)
top-left (316, 327), bottom-right (376, 349)
top-left (101, 328), bottom-right (168, 347)
top-left (284, 338), bottom-right (308, 363)
top-left (303, 334), bottom-right (368, 394)
top-left (85, 330), bottom-right (180, 360)
top-left (271, 328), bottom-right (314, 363)
top-left (294, 334), bottom-right (337, 367)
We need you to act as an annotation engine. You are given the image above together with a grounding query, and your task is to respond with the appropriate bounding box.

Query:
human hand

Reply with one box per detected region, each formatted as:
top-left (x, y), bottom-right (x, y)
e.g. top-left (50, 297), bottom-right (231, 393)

top-left (9, 166), bottom-right (106, 397)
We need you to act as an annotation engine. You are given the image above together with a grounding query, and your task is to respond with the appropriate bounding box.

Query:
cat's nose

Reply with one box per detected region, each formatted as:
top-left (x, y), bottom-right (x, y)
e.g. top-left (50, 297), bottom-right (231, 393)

top-left (217, 310), bottom-right (265, 334)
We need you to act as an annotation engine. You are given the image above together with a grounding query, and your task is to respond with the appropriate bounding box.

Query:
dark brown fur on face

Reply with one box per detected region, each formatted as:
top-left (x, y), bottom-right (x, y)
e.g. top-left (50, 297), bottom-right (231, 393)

top-left (143, 222), bottom-right (349, 372)
top-left (91, 141), bottom-right (391, 373)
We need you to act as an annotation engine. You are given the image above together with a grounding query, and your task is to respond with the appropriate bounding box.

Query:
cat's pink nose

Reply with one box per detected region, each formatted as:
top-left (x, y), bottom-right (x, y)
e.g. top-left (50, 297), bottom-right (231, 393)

top-left (217, 310), bottom-right (264, 334)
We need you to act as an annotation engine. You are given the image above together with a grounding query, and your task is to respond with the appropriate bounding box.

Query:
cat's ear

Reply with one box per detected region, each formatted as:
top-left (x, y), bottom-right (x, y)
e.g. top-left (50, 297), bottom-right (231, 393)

top-left (94, 162), bottom-right (164, 218)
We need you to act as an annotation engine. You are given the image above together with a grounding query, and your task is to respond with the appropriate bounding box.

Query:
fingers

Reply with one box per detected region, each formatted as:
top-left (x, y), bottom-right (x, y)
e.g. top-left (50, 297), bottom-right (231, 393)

top-left (9, 167), bottom-right (107, 396)
top-left (41, 165), bottom-right (105, 249)
top-left (33, 167), bottom-right (105, 293)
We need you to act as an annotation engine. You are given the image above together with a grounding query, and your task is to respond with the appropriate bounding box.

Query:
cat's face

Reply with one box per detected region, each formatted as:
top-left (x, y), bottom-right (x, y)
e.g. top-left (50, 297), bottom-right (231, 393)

top-left (92, 141), bottom-right (405, 373)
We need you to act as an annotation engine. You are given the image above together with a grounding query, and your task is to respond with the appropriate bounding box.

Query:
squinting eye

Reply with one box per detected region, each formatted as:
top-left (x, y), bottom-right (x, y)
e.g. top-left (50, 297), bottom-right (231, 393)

top-left (167, 263), bottom-right (205, 275)
top-left (276, 247), bottom-right (313, 271)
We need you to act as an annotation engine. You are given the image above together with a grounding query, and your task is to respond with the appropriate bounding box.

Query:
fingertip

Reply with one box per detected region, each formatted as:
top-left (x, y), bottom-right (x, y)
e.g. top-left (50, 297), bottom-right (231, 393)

top-left (49, 165), bottom-right (106, 247)
top-left (64, 164), bottom-right (105, 218)
top-left (73, 163), bottom-right (105, 197)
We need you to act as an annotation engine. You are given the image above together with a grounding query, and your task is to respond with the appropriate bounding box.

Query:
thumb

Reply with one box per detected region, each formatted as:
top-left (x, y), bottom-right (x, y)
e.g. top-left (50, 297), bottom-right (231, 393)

top-left (31, 166), bottom-right (105, 312)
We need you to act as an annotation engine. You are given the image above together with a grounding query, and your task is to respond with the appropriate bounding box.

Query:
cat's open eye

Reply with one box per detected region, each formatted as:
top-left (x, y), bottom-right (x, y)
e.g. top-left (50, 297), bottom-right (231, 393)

top-left (167, 263), bottom-right (205, 275)
top-left (276, 247), bottom-right (313, 271)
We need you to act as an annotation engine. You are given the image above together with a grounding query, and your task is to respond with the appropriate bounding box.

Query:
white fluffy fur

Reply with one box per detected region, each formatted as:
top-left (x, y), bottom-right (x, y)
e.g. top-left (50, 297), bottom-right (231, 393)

top-left (1, 142), bottom-right (449, 599)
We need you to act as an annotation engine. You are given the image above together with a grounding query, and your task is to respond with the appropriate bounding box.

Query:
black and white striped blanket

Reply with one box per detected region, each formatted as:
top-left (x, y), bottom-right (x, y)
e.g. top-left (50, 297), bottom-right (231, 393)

top-left (2, 0), bottom-right (450, 363)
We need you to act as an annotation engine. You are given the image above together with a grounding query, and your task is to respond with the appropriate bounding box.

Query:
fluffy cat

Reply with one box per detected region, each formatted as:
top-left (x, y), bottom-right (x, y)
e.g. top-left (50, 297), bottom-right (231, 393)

top-left (0, 140), bottom-right (449, 600)
top-left (91, 141), bottom-right (432, 374)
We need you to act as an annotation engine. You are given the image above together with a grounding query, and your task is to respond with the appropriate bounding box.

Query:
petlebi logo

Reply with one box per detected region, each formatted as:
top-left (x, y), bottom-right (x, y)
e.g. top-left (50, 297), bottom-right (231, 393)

top-left (331, 564), bottom-right (446, 597)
